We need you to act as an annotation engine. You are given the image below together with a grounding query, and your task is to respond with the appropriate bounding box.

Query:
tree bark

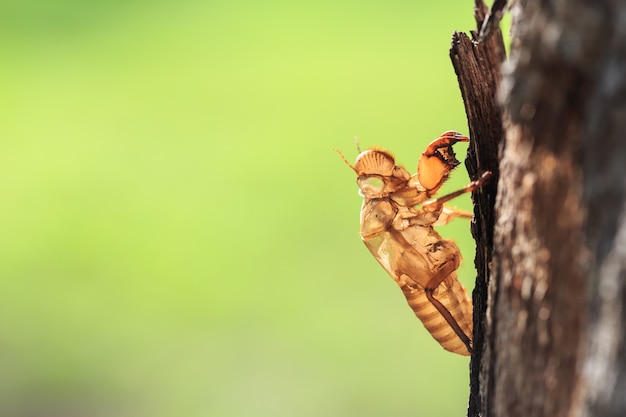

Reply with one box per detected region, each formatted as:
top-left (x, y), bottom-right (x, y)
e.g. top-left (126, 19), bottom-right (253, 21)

top-left (451, 1), bottom-right (626, 416)
top-left (450, 1), bottom-right (506, 415)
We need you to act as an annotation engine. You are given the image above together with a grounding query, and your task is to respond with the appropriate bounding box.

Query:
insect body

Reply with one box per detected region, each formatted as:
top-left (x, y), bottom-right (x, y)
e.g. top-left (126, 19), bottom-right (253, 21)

top-left (338, 131), bottom-right (491, 355)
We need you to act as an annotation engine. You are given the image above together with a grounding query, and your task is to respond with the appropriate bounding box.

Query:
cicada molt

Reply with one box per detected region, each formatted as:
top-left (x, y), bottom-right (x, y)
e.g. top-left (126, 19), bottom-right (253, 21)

top-left (337, 131), bottom-right (491, 355)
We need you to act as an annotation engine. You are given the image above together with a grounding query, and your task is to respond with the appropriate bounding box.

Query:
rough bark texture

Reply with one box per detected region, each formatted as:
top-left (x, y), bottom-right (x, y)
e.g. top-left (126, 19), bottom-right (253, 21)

top-left (451, 0), bottom-right (626, 416)
top-left (449, 1), bottom-right (505, 416)
top-left (495, 0), bottom-right (626, 416)
top-left (494, 0), bottom-right (584, 412)
top-left (577, 1), bottom-right (626, 415)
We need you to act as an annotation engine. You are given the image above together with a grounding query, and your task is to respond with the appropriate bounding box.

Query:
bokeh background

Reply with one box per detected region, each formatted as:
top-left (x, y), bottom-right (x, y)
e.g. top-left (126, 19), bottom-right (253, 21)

top-left (1, 1), bottom-right (493, 416)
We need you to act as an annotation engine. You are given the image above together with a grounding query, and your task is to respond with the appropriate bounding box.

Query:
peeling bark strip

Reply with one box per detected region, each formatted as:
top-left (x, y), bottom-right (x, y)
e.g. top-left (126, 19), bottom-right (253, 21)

top-left (449, 1), bottom-right (505, 416)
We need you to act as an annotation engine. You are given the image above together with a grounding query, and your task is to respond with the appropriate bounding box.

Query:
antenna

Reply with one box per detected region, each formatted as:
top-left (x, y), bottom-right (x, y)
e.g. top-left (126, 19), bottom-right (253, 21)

top-left (333, 148), bottom-right (356, 172)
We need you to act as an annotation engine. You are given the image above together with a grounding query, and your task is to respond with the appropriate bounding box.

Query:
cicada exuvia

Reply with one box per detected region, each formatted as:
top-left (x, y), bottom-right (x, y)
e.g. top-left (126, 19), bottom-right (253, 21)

top-left (337, 131), bottom-right (491, 355)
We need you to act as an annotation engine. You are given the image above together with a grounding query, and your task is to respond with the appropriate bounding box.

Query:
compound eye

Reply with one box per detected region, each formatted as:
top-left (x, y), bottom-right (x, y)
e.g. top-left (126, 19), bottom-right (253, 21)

top-left (357, 175), bottom-right (385, 198)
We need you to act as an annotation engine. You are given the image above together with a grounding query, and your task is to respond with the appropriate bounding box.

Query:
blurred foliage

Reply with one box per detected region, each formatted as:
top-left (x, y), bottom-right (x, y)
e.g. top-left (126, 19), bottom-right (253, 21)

top-left (0, 1), bottom-right (491, 416)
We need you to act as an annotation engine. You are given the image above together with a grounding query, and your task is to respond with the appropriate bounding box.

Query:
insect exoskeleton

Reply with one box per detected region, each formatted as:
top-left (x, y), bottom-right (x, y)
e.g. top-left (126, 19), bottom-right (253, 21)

top-left (337, 131), bottom-right (491, 356)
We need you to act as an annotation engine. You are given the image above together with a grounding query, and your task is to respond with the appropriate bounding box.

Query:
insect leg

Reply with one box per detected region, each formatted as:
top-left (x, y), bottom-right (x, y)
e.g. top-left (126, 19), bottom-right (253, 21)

top-left (424, 260), bottom-right (473, 354)
top-left (424, 289), bottom-right (473, 353)
top-left (433, 206), bottom-right (473, 226)
top-left (423, 171), bottom-right (492, 212)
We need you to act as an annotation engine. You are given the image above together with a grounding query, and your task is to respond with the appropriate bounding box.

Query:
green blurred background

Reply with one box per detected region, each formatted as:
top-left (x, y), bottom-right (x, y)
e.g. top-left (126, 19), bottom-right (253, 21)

top-left (0, 1), bottom-right (486, 416)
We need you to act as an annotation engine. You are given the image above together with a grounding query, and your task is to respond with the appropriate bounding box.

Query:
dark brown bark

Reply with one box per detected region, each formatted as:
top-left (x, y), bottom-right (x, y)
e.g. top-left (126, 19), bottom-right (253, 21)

top-left (450, 0), bottom-right (626, 416)
top-left (449, 1), bottom-right (505, 415)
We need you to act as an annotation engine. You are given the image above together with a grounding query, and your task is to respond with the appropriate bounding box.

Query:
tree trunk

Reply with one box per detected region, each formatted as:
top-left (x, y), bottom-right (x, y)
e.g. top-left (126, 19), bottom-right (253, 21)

top-left (451, 1), bottom-right (626, 416)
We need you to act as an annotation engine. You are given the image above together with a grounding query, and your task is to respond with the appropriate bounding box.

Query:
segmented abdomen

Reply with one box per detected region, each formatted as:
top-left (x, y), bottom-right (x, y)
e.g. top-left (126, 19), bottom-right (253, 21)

top-left (400, 273), bottom-right (472, 355)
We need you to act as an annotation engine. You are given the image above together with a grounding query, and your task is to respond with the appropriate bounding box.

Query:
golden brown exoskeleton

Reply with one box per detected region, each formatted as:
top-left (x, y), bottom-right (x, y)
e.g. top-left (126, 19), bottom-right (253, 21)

top-left (337, 131), bottom-right (491, 355)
